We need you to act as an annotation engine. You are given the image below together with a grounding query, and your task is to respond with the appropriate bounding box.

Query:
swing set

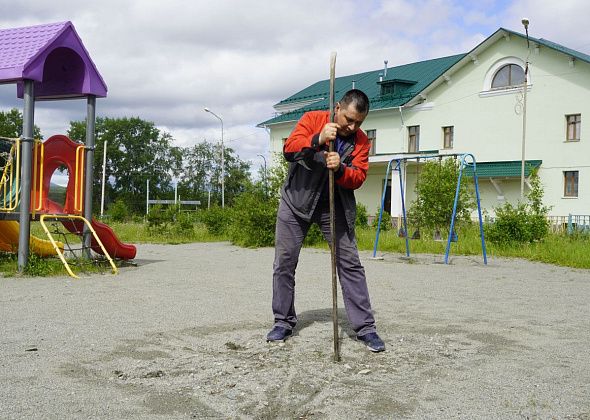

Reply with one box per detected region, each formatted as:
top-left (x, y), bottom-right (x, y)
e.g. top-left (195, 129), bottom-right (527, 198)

top-left (371, 153), bottom-right (487, 264)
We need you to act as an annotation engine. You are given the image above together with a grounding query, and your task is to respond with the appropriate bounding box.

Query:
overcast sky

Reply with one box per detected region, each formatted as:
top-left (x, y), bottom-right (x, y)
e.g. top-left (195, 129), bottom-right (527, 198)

top-left (1, 0), bottom-right (589, 174)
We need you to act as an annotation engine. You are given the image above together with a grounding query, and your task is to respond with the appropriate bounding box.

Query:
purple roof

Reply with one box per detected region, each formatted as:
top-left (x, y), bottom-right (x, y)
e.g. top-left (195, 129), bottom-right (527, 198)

top-left (0, 21), bottom-right (107, 99)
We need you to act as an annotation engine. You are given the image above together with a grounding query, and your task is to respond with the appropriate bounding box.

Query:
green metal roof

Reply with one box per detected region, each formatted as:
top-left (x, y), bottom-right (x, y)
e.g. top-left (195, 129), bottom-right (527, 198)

top-left (464, 160), bottom-right (542, 178)
top-left (260, 28), bottom-right (590, 128)
top-left (500, 28), bottom-right (590, 64)
top-left (260, 53), bottom-right (465, 126)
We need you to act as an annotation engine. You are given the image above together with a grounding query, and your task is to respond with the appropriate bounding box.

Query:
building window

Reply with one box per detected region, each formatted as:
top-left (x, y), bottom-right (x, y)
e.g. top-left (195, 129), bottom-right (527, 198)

top-left (566, 114), bottom-right (581, 141)
top-left (564, 171), bottom-right (579, 197)
top-left (491, 64), bottom-right (525, 89)
top-left (408, 126), bottom-right (419, 153)
top-left (443, 126), bottom-right (454, 149)
top-left (381, 84), bottom-right (395, 96)
top-left (366, 129), bottom-right (376, 156)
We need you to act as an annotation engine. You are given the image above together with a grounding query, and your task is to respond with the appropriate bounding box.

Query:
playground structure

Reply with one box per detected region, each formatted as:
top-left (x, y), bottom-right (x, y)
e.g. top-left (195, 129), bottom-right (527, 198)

top-left (0, 21), bottom-right (136, 276)
top-left (372, 153), bottom-right (487, 264)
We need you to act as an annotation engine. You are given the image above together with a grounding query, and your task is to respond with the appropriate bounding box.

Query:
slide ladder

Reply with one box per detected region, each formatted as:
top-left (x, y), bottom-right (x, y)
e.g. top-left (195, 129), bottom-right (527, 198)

top-left (40, 214), bottom-right (118, 279)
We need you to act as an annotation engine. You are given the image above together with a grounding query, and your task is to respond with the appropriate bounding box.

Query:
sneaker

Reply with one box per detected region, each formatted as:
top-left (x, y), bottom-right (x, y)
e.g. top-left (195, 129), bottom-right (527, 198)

top-left (357, 332), bottom-right (385, 352)
top-left (266, 326), bottom-right (293, 342)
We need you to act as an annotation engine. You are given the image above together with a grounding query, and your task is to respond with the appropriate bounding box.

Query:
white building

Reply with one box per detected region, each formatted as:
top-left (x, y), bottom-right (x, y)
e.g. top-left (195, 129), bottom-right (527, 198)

top-left (260, 28), bottom-right (589, 221)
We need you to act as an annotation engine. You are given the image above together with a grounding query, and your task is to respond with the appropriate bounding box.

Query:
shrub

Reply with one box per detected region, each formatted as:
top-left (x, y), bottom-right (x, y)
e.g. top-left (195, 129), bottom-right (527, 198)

top-left (173, 211), bottom-right (194, 235)
top-left (228, 191), bottom-right (277, 247)
top-left (199, 205), bottom-right (232, 236)
top-left (486, 170), bottom-right (549, 244)
top-left (146, 204), bottom-right (170, 233)
top-left (372, 210), bottom-right (391, 231)
top-left (108, 200), bottom-right (130, 222)
top-left (486, 203), bottom-right (534, 244)
top-left (355, 203), bottom-right (369, 228)
top-left (304, 224), bottom-right (324, 246)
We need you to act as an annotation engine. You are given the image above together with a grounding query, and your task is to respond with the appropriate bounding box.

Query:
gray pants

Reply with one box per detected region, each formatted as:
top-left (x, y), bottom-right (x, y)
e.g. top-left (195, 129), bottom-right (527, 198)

top-left (272, 198), bottom-right (376, 336)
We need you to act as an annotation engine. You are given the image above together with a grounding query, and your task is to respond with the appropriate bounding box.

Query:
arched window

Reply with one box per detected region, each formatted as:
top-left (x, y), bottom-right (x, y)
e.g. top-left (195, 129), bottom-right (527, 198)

top-left (491, 64), bottom-right (525, 89)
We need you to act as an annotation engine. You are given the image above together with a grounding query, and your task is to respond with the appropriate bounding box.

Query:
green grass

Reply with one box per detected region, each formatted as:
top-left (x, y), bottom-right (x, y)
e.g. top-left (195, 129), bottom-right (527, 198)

top-left (0, 252), bottom-right (106, 277)
top-left (107, 221), bottom-right (226, 244)
top-left (356, 224), bottom-right (590, 269)
top-left (3, 220), bottom-right (589, 277)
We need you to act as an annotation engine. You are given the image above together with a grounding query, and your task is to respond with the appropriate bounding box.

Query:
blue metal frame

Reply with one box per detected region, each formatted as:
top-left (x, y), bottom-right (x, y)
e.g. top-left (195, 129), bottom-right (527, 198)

top-left (371, 153), bottom-right (487, 264)
top-left (444, 154), bottom-right (487, 264)
top-left (372, 159), bottom-right (409, 258)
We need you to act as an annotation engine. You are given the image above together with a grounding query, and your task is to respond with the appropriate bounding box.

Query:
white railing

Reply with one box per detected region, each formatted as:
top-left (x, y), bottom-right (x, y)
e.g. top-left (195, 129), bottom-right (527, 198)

top-left (547, 215), bottom-right (590, 233)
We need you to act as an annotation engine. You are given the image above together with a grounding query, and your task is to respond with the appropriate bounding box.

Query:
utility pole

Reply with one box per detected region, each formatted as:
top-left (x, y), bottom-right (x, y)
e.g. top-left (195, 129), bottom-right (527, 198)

top-left (204, 108), bottom-right (224, 208)
top-left (520, 18), bottom-right (531, 199)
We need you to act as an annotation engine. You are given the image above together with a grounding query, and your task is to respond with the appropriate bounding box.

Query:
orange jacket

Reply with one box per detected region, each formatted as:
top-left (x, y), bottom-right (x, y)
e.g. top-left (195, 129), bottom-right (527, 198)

top-left (283, 110), bottom-right (370, 190)
top-left (281, 110), bottom-right (371, 231)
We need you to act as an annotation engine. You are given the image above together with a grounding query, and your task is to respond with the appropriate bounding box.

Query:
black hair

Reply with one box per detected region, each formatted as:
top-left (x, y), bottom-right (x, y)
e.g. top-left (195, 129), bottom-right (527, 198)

top-left (339, 89), bottom-right (370, 114)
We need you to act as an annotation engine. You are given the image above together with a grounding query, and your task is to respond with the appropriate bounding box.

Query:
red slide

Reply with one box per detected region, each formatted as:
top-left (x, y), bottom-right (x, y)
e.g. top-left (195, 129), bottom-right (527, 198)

top-left (44, 199), bottom-right (137, 260)
top-left (34, 135), bottom-right (137, 260)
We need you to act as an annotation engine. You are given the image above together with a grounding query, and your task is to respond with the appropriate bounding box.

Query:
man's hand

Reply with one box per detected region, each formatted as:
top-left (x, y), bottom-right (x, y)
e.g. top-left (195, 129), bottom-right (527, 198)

top-left (319, 122), bottom-right (339, 145)
top-left (324, 151), bottom-right (341, 171)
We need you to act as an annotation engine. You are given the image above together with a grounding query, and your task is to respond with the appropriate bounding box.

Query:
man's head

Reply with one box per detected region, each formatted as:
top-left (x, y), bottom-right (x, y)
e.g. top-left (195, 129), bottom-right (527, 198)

top-left (334, 89), bottom-right (370, 137)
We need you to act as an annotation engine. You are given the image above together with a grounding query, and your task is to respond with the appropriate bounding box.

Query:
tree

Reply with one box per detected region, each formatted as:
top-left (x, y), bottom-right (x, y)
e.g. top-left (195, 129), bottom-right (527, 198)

top-left (68, 117), bottom-right (180, 212)
top-left (265, 152), bottom-right (288, 201)
top-left (407, 157), bottom-right (475, 232)
top-left (177, 140), bottom-right (252, 207)
top-left (0, 108), bottom-right (42, 139)
top-left (222, 145), bottom-right (252, 205)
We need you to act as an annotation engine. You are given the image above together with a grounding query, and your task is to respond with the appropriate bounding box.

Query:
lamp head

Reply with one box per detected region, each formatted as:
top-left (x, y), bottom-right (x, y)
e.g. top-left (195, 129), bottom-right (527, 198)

top-left (204, 107), bottom-right (210, 113)
top-left (521, 18), bottom-right (529, 29)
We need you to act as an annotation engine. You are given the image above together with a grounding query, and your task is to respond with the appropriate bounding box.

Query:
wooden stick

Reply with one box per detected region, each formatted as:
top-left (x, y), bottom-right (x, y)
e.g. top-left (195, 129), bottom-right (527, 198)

top-left (328, 51), bottom-right (340, 362)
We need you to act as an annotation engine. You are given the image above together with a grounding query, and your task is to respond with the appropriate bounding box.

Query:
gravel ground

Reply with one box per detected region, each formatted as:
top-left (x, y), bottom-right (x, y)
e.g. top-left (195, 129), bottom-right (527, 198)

top-left (1, 242), bottom-right (589, 419)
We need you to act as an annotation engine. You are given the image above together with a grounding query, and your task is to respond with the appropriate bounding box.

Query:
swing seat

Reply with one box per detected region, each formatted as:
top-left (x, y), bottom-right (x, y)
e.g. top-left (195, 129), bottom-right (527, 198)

top-left (411, 229), bottom-right (421, 240)
top-left (450, 230), bottom-right (458, 242)
top-left (398, 228), bottom-right (407, 238)
top-left (433, 230), bottom-right (443, 241)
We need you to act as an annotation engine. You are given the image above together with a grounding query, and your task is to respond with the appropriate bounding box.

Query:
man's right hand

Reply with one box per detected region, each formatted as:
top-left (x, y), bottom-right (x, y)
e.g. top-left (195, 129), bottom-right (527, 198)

top-left (319, 122), bottom-right (339, 145)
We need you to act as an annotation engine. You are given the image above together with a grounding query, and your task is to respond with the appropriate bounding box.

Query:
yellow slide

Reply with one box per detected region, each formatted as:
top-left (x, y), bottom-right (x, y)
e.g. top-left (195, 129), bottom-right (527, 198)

top-left (0, 220), bottom-right (63, 257)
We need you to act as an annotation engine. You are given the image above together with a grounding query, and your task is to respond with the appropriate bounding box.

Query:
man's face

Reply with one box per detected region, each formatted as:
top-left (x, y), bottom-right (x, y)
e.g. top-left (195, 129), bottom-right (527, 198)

top-left (334, 102), bottom-right (367, 137)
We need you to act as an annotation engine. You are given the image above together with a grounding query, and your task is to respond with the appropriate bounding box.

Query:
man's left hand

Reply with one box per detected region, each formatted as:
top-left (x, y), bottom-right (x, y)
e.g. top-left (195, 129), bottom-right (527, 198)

top-left (324, 151), bottom-right (341, 171)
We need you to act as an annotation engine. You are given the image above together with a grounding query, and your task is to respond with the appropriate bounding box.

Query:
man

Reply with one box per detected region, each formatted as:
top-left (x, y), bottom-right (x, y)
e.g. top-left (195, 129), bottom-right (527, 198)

top-left (266, 89), bottom-right (385, 352)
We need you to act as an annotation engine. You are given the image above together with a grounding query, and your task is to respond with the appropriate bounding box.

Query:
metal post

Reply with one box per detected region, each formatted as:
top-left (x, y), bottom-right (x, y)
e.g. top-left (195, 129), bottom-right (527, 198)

top-left (146, 179), bottom-right (150, 215)
top-left (472, 157), bottom-right (488, 265)
top-left (17, 80), bottom-right (34, 272)
top-left (398, 160), bottom-right (410, 257)
top-left (520, 66), bottom-right (528, 199)
top-left (371, 159), bottom-right (393, 259)
top-left (100, 139), bottom-right (107, 218)
top-left (445, 154), bottom-right (487, 265)
top-left (83, 96), bottom-right (96, 254)
top-left (520, 18), bottom-right (531, 199)
top-left (175, 180), bottom-right (178, 204)
top-left (221, 121), bottom-right (224, 209)
top-left (204, 108), bottom-right (224, 208)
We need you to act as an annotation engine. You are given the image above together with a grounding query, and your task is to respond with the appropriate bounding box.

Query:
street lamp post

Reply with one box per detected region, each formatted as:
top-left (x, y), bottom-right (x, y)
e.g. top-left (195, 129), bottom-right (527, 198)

top-left (257, 153), bottom-right (267, 197)
top-left (520, 18), bottom-right (531, 199)
top-left (204, 107), bottom-right (225, 208)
